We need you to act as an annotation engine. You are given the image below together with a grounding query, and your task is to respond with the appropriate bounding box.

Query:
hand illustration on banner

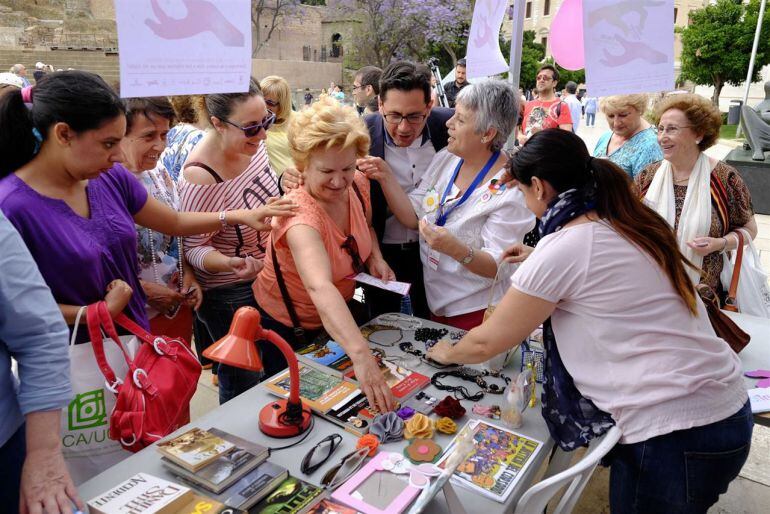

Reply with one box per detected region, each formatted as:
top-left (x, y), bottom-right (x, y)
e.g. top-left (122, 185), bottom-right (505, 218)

top-left (472, 3), bottom-right (496, 49)
top-left (586, 0), bottom-right (665, 39)
top-left (583, 0), bottom-right (674, 97)
top-left (600, 34), bottom-right (668, 67)
top-left (145, 0), bottom-right (245, 47)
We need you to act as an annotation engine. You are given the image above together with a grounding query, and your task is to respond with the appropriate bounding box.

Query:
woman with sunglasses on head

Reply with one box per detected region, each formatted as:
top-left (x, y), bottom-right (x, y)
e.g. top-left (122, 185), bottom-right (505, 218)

top-left (254, 96), bottom-right (397, 414)
top-left (427, 129), bottom-right (751, 513)
top-left (0, 71), bottom-right (283, 344)
top-left (260, 76), bottom-right (294, 177)
top-left (180, 78), bottom-right (298, 403)
top-left (636, 93), bottom-right (756, 297)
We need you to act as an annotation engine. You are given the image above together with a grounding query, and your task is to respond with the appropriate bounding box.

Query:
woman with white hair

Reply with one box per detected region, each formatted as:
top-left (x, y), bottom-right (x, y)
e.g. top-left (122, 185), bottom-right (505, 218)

top-left (360, 80), bottom-right (535, 329)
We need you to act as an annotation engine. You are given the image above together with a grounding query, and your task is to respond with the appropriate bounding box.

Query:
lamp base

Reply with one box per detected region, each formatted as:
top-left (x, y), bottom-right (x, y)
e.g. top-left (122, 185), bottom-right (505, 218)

top-left (259, 399), bottom-right (312, 438)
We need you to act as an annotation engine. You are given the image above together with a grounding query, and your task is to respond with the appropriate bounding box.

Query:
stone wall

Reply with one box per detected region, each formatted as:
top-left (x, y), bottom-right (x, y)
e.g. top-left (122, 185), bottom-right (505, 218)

top-left (252, 58), bottom-right (342, 90)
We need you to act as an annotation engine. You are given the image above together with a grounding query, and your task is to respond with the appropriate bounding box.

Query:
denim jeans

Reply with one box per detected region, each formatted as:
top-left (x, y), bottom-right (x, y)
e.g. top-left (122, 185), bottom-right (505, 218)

top-left (586, 112), bottom-right (596, 126)
top-left (257, 306), bottom-right (320, 379)
top-left (607, 400), bottom-right (753, 513)
top-left (0, 424), bottom-right (25, 511)
top-left (196, 281), bottom-right (262, 404)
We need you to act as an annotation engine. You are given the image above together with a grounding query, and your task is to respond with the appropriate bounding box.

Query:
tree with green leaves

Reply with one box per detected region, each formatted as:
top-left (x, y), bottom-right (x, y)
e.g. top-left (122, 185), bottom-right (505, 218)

top-left (543, 57), bottom-right (585, 91)
top-left (679, 0), bottom-right (770, 106)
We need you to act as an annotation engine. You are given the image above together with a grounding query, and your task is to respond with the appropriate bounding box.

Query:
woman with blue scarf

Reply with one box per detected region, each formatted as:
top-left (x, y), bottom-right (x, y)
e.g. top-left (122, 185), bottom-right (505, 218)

top-left (427, 129), bottom-right (752, 513)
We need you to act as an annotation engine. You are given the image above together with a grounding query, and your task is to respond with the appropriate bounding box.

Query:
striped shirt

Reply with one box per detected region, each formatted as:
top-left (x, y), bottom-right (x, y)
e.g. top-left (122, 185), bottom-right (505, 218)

top-left (179, 146), bottom-right (279, 290)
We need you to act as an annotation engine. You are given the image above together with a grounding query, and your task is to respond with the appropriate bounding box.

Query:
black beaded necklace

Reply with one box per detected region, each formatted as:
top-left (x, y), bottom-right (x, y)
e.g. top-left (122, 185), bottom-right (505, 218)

top-left (431, 367), bottom-right (511, 401)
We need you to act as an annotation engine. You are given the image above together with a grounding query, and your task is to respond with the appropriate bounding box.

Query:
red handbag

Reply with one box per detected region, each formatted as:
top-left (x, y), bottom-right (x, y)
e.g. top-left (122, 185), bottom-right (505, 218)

top-left (87, 302), bottom-right (201, 452)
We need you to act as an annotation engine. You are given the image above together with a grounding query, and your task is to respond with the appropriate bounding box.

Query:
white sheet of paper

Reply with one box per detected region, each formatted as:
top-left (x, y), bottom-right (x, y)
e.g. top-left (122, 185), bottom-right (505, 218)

top-left (351, 273), bottom-right (411, 296)
top-left (114, 0), bottom-right (252, 98)
top-left (465, 0), bottom-right (509, 80)
top-left (583, 0), bottom-right (674, 96)
top-left (748, 387), bottom-right (770, 414)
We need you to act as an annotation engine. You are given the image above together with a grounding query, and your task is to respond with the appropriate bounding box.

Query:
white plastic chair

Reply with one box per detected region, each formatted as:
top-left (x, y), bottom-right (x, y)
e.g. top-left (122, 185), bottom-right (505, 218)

top-left (514, 426), bottom-right (623, 514)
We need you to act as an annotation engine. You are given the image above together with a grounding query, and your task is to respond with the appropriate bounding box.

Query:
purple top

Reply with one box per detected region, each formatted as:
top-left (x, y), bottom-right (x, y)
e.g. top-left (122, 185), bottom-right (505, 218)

top-left (0, 165), bottom-right (149, 342)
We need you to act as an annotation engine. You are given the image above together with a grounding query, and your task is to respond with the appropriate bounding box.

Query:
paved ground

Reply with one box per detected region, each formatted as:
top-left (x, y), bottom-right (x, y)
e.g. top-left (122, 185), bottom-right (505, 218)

top-left (186, 113), bottom-right (770, 511)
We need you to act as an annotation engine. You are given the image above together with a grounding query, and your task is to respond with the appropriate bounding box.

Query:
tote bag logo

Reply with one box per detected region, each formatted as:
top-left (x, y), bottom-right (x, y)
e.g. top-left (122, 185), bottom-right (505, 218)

top-left (68, 389), bottom-right (108, 431)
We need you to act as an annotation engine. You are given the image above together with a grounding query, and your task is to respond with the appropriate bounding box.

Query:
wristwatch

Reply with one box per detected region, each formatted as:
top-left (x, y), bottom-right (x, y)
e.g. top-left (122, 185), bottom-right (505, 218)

top-left (460, 245), bottom-right (474, 265)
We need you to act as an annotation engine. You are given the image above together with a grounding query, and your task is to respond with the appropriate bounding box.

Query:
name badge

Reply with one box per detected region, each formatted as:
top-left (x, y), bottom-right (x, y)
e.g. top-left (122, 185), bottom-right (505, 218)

top-left (427, 248), bottom-right (440, 270)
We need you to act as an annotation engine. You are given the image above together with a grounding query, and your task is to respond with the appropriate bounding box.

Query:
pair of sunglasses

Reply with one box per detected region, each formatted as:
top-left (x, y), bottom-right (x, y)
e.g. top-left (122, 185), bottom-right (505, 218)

top-left (300, 434), bottom-right (342, 475)
top-left (341, 235), bottom-right (366, 274)
top-left (320, 446), bottom-right (369, 490)
top-left (223, 110), bottom-right (276, 137)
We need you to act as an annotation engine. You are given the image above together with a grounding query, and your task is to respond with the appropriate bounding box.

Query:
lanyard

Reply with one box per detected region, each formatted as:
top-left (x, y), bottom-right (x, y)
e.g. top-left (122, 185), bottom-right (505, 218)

top-left (435, 151), bottom-right (500, 227)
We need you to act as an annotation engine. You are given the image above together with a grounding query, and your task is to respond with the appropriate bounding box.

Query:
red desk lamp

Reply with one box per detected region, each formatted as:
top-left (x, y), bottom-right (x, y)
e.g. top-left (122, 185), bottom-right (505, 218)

top-left (202, 306), bottom-right (312, 438)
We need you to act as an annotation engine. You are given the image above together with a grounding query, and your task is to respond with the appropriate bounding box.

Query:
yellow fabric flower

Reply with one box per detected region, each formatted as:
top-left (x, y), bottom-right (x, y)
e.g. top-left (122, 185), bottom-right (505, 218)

top-left (404, 413), bottom-right (434, 439)
top-left (435, 417), bottom-right (457, 435)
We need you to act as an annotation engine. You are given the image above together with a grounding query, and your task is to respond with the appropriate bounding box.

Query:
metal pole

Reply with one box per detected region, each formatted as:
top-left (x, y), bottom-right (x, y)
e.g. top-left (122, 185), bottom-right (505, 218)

top-left (736, 0), bottom-right (766, 138)
top-left (507, 0), bottom-right (527, 150)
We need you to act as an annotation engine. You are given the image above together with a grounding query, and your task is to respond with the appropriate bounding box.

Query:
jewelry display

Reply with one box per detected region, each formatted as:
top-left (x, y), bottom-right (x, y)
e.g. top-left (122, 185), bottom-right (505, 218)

top-left (361, 325), bottom-right (403, 347)
top-left (431, 367), bottom-right (511, 401)
top-left (414, 327), bottom-right (448, 343)
top-left (433, 396), bottom-right (466, 419)
top-left (369, 412), bottom-right (404, 444)
top-left (374, 313), bottom-right (423, 331)
top-left (404, 413), bottom-right (435, 440)
top-left (398, 342), bottom-right (456, 369)
top-left (435, 417), bottom-right (458, 435)
top-left (404, 439), bottom-right (442, 463)
top-left (521, 341), bottom-right (545, 383)
top-left (356, 434), bottom-right (380, 457)
top-left (449, 330), bottom-right (466, 341)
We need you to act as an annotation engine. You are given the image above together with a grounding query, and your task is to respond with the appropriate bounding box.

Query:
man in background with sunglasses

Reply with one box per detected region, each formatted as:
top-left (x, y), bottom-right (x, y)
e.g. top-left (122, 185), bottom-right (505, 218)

top-left (518, 64), bottom-right (573, 145)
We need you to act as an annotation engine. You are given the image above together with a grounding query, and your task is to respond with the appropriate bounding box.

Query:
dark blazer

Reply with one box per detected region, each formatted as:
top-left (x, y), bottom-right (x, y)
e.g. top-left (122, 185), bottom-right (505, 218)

top-left (364, 107), bottom-right (454, 240)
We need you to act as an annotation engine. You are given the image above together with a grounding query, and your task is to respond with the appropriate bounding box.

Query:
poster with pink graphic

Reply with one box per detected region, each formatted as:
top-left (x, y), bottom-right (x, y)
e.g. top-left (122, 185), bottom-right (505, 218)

top-left (115, 0), bottom-right (251, 97)
top-left (583, 0), bottom-right (674, 96)
top-left (465, 0), bottom-right (509, 80)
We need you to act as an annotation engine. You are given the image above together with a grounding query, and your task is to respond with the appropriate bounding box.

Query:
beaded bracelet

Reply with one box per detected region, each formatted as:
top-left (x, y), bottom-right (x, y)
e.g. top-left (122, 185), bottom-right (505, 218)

top-left (430, 367), bottom-right (511, 401)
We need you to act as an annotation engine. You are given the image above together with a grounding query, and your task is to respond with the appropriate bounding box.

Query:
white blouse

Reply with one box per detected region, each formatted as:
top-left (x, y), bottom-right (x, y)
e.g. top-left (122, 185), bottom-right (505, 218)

top-left (409, 149), bottom-right (535, 317)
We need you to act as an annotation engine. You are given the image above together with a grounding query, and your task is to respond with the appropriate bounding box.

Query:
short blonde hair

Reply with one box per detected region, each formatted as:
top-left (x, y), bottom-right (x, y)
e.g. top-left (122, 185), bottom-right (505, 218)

top-left (260, 75), bottom-right (292, 124)
top-left (600, 94), bottom-right (648, 115)
top-left (288, 95), bottom-right (370, 171)
top-left (652, 93), bottom-right (722, 151)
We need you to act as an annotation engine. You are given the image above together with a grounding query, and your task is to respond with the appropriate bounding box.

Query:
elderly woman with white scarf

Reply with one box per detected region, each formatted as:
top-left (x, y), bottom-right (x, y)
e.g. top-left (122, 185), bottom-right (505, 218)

top-left (636, 94), bottom-right (756, 296)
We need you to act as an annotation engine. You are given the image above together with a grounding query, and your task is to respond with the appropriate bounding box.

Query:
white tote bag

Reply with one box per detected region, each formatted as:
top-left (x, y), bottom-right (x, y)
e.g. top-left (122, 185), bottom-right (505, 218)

top-left (61, 306), bottom-right (137, 485)
top-left (720, 229), bottom-right (770, 318)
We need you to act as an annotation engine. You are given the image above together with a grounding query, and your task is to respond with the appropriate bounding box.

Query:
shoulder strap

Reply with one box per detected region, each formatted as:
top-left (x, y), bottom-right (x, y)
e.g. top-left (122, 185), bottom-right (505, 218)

top-left (709, 171), bottom-right (730, 236)
top-left (724, 230), bottom-right (745, 312)
top-left (270, 240), bottom-right (307, 344)
top-left (184, 161), bottom-right (224, 183)
top-left (351, 181), bottom-right (366, 217)
top-left (556, 101), bottom-right (561, 118)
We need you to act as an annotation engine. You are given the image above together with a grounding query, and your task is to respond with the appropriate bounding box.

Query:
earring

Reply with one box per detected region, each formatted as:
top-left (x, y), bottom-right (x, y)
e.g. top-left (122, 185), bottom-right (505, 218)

top-left (696, 140), bottom-right (701, 144)
top-left (481, 137), bottom-right (487, 143)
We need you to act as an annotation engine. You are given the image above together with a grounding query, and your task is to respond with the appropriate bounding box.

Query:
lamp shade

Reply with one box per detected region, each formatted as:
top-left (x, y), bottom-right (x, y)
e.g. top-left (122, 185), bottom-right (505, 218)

top-left (202, 307), bottom-right (264, 372)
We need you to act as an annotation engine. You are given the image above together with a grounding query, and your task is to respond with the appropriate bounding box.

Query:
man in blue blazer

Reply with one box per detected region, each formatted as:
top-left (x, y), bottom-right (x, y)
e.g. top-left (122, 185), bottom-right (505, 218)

top-left (363, 61), bottom-right (453, 318)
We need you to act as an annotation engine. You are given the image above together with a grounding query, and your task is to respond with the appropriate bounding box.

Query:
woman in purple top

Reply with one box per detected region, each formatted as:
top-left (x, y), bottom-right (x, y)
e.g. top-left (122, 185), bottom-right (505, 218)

top-left (0, 71), bottom-right (292, 341)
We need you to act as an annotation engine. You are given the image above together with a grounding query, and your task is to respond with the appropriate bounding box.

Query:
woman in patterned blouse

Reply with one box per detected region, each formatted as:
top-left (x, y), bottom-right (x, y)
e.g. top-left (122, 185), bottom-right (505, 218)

top-left (636, 93), bottom-right (756, 297)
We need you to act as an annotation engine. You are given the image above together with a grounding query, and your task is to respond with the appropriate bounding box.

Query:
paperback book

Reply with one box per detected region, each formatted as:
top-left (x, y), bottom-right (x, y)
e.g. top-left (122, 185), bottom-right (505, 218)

top-left (251, 476), bottom-right (324, 514)
top-left (87, 473), bottom-right (193, 514)
top-left (173, 492), bottom-right (246, 514)
top-left (264, 364), bottom-right (359, 413)
top-left (176, 460), bottom-right (289, 511)
top-left (436, 419), bottom-right (544, 503)
top-left (161, 428), bottom-right (269, 493)
top-left (303, 495), bottom-right (363, 514)
top-left (157, 428), bottom-right (235, 472)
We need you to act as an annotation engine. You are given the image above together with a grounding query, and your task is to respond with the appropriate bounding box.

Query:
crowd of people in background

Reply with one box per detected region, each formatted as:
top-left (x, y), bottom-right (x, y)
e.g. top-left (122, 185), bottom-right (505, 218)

top-left (0, 54), bottom-right (759, 514)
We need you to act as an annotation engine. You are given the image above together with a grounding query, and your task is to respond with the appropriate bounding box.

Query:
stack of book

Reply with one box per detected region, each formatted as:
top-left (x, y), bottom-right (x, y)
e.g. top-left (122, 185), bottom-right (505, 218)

top-left (157, 428), bottom-right (289, 511)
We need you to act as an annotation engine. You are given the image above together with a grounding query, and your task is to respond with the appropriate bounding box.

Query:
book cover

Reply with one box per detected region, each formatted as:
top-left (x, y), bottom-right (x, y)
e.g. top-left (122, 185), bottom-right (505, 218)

top-left (87, 473), bottom-right (192, 514)
top-left (177, 460), bottom-right (289, 511)
top-left (251, 476), bottom-right (324, 514)
top-left (264, 365), bottom-right (359, 413)
top-left (171, 493), bottom-right (246, 514)
top-left (325, 390), bottom-right (372, 437)
top-left (436, 419), bottom-right (544, 503)
top-left (304, 496), bottom-right (362, 514)
top-left (162, 428), bottom-right (269, 493)
top-left (157, 428), bottom-right (235, 472)
top-left (297, 340), bottom-right (353, 377)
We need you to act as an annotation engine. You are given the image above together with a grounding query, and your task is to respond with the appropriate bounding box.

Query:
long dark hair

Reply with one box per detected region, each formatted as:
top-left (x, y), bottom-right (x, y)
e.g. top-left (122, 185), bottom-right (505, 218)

top-left (512, 129), bottom-right (698, 315)
top-left (0, 70), bottom-right (125, 177)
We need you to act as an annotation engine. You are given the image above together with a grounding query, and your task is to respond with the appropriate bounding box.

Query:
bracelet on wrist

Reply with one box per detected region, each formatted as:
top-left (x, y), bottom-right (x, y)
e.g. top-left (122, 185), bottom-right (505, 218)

top-left (721, 236), bottom-right (728, 253)
top-left (218, 210), bottom-right (229, 228)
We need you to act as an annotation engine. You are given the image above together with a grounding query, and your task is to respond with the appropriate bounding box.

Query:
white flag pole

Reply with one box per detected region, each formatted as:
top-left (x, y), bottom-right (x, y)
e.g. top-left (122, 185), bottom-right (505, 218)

top-left (736, 0), bottom-right (766, 138)
top-left (507, 1), bottom-right (527, 149)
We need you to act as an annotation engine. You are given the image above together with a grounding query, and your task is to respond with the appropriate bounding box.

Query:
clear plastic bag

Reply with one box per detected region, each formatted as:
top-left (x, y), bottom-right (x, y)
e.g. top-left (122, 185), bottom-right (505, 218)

top-left (500, 366), bottom-right (535, 428)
